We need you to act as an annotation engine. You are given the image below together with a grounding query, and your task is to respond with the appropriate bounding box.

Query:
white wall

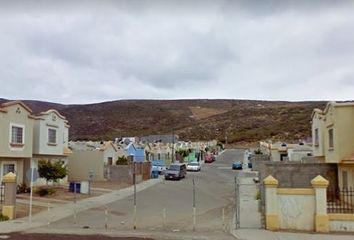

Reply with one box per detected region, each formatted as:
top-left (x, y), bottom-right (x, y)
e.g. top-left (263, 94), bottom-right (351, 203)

top-left (278, 194), bottom-right (315, 231)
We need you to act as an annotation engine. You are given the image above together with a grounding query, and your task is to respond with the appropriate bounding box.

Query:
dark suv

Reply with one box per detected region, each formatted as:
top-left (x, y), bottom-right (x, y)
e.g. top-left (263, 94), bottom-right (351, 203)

top-left (164, 163), bottom-right (187, 180)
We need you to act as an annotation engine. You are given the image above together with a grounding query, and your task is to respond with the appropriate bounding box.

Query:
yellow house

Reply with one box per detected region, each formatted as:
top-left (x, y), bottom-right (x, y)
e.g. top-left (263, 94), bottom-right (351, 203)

top-left (311, 101), bottom-right (354, 189)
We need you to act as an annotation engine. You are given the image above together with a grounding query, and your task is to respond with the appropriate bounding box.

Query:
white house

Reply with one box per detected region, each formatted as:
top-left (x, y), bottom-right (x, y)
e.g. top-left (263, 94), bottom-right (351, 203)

top-left (31, 109), bottom-right (71, 186)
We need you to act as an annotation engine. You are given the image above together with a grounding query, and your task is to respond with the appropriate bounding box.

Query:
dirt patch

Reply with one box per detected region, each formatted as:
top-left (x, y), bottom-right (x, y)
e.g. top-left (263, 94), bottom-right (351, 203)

top-left (90, 181), bottom-right (132, 190)
top-left (15, 203), bottom-right (46, 218)
top-left (189, 106), bottom-right (228, 120)
top-left (18, 186), bottom-right (99, 203)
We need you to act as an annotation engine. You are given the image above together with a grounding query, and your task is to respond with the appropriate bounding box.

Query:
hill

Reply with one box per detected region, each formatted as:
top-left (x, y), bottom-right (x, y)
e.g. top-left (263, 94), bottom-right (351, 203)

top-left (0, 98), bottom-right (326, 143)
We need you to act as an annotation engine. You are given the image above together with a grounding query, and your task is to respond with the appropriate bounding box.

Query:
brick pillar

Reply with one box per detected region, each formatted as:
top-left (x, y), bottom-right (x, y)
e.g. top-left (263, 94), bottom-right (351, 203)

top-left (264, 175), bottom-right (279, 231)
top-left (311, 175), bottom-right (329, 233)
top-left (3, 172), bottom-right (17, 220)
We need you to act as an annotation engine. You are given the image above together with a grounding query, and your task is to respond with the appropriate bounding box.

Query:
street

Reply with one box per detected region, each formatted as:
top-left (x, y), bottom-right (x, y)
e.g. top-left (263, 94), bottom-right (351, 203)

top-left (32, 149), bottom-right (245, 238)
top-left (1, 233), bottom-right (152, 240)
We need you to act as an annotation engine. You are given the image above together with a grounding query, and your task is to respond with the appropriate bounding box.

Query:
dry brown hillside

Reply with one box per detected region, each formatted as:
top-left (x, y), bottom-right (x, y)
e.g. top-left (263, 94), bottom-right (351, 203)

top-left (0, 98), bottom-right (326, 143)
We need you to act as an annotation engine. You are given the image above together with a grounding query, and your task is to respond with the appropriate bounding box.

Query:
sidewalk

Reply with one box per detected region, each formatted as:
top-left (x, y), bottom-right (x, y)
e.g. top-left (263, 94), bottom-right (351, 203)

top-left (0, 177), bottom-right (162, 234)
top-left (231, 229), bottom-right (354, 240)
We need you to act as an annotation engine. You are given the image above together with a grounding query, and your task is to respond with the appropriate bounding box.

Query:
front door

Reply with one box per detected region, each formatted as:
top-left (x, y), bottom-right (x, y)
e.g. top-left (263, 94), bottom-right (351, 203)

top-left (1, 161), bottom-right (16, 181)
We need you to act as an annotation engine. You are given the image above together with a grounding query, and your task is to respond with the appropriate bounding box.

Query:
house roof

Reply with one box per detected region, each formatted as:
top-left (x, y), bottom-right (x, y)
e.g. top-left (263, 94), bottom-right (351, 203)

top-left (323, 101), bottom-right (354, 115)
top-left (100, 141), bottom-right (118, 152)
top-left (38, 109), bottom-right (67, 120)
top-left (0, 100), bottom-right (33, 113)
top-left (311, 108), bottom-right (324, 119)
top-left (69, 141), bottom-right (117, 152)
top-left (141, 134), bottom-right (179, 143)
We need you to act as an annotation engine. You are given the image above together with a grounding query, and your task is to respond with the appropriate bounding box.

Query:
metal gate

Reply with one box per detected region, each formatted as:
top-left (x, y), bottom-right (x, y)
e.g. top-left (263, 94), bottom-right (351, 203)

top-left (235, 175), bottom-right (264, 229)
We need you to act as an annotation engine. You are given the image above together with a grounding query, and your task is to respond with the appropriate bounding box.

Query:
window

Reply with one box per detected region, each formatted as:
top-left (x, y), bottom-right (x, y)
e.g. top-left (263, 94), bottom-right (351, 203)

top-left (108, 157), bottom-right (113, 166)
top-left (48, 128), bottom-right (57, 144)
top-left (328, 129), bottom-right (334, 148)
top-left (314, 128), bottom-right (319, 146)
top-left (3, 163), bottom-right (15, 175)
top-left (11, 126), bottom-right (23, 144)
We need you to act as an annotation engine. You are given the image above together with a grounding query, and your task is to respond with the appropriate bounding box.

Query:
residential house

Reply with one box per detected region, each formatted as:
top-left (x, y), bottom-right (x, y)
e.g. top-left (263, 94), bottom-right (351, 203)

top-left (0, 101), bottom-right (35, 184)
top-left (30, 109), bottom-right (71, 186)
top-left (125, 142), bottom-right (145, 162)
top-left (146, 142), bottom-right (173, 165)
top-left (141, 134), bottom-right (179, 144)
top-left (311, 101), bottom-right (354, 189)
top-left (260, 141), bottom-right (312, 162)
top-left (68, 141), bottom-right (119, 181)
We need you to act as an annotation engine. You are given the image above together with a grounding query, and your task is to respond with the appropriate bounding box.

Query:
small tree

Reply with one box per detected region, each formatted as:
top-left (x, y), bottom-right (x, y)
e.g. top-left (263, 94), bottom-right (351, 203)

top-left (116, 156), bottom-right (128, 165)
top-left (38, 160), bottom-right (67, 185)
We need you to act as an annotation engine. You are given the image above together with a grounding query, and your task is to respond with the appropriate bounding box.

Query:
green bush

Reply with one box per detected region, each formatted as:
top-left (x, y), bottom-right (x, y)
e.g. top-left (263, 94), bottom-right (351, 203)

top-left (254, 148), bottom-right (263, 155)
top-left (116, 156), bottom-right (128, 165)
top-left (38, 160), bottom-right (67, 184)
top-left (17, 183), bottom-right (30, 194)
top-left (0, 214), bottom-right (9, 221)
top-left (36, 187), bottom-right (56, 197)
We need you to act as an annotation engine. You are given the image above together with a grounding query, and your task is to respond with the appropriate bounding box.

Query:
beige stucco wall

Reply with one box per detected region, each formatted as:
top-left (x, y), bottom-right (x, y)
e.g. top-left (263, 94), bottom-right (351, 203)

top-left (322, 105), bottom-right (354, 163)
top-left (338, 165), bottom-right (354, 189)
top-left (334, 107), bottom-right (354, 163)
top-left (0, 104), bottom-right (34, 158)
top-left (68, 150), bottom-right (104, 181)
top-left (270, 149), bottom-right (281, 161)
top-left (277, 194), bottom-right (315, 231)
top-left (33, 110), bottom-right (68, 156)
top-left (103, 145), bottom-right (118, 166)
top-left (312, 112), bottom-right (325, 157)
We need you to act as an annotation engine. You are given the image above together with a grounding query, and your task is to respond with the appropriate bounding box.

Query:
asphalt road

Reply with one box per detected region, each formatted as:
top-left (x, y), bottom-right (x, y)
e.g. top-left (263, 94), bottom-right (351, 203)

top-left (2, 233), bottom-right (152, 240)
top-left (42, 150), bottom-right (245, 235)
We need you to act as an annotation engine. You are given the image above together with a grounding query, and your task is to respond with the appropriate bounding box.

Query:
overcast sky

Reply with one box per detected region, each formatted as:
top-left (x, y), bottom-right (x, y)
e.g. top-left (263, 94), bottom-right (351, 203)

top-left (1, 0), bottom-right (354, 104)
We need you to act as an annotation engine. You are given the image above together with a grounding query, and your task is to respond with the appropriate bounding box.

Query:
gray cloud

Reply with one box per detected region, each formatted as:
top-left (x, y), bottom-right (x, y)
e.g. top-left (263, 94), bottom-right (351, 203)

top-left (0, 1), bottom-right (354, 103)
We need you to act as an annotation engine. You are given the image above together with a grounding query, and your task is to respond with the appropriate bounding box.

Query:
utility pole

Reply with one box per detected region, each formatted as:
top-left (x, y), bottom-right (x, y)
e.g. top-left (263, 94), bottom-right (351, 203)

top-left (192, 178), bottom-right (196, 231)
top-left (133, 160), bottom-right (137, 230)
top-left (172, 129), bottom-right (175, 163)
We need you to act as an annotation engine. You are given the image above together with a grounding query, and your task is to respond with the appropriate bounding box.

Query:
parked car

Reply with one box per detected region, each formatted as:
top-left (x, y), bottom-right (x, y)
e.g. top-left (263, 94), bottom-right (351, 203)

top-left (232, 161), bottom-right (243, 170)
top-left (151, 160), bottom-right (166, 174)
top-left (204, 154), bottom-right (215, 163)
top-left (164, 163), bottom-right (187, 180)
top-left (187, 162), bottom-right (201, 172)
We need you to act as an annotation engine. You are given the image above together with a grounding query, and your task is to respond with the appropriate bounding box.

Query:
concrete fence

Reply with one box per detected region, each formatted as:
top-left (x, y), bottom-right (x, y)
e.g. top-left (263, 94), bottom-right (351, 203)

top-left (264, 175), bottom-right (354, 233)
top-left (108, 162), bottom-right (151, 184)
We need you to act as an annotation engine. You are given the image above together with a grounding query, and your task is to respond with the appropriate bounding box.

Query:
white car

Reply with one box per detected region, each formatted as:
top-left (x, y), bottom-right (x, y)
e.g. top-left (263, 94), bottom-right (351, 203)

top-left (187, 162), bottom-right (201, 172)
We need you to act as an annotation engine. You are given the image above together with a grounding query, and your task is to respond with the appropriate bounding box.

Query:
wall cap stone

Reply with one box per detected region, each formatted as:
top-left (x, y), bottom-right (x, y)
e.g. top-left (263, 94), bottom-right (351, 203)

top-left (311, 175), bottom-right (329, 188)
top-left (3, 172), bottom-right (16, 183)
top-left (264, 175), bottom-right (278, 186)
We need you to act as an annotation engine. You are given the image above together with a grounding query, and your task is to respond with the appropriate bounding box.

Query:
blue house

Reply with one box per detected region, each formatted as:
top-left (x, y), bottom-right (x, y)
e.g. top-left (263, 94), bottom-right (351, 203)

top-left (125, 143), bottom-right (145, 162)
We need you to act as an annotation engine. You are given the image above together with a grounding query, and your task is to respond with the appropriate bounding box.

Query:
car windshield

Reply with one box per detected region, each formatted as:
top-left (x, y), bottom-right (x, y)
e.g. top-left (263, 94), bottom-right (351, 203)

top-left (189, 162), bottom-right (199, 166)
top-left (168, 165), bottom-right (180, 171)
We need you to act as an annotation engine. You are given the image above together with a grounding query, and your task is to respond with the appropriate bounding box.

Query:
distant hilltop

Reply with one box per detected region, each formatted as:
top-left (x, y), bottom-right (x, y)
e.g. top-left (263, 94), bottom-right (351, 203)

top-left (0, 98), bottom-right (327, 143)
